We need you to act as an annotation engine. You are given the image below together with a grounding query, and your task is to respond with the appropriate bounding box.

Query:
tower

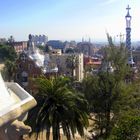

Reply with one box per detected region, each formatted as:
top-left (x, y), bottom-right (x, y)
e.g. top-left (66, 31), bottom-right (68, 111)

top-left (125, 5), bottom-right (132, 50)
top-left (125, 5), bottom-right (137, 72)
top-left (27, 34), bottom-right (35, 53)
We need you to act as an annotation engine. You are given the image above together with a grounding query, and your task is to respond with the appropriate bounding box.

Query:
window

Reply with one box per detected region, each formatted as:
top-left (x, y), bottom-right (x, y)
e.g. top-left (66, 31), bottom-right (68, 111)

top-left (22, 77), bottom-right (28, 82)
top-left (16, 73), bottom-right (20, 80)
top-left (21, 71), bottom-right (28, 82)
top-left (20, 54), bottom-right (26, 61)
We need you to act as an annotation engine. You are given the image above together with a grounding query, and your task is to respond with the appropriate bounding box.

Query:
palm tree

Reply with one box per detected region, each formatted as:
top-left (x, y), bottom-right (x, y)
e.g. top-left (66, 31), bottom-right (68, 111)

top-left (66, 55), bottom-right (78, 79)
top-left (3, 59), bottom-right (16, 82)
top-left (28, 76), bottom-right (89, 140)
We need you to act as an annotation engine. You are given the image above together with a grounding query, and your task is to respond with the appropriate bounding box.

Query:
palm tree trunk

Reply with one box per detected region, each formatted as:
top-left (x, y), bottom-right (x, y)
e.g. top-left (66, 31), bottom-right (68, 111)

top-left (53, 119), bottom-right (60, 140)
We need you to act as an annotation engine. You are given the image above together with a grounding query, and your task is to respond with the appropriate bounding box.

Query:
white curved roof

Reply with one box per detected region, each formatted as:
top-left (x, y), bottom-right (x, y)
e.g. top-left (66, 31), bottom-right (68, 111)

top-left (28, 48), bottom-right (58, 73)
top-left (128, 57), bottom-right (135, 65)
top-left (29, 49), bottom-right (45, 67)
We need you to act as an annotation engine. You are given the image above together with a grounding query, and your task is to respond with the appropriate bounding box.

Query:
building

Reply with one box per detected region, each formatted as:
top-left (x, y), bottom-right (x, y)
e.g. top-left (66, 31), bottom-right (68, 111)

top-left (125, 5), bottom-right (138, 73)
top-left (0, 38), bottom-right (7, 44)
top-left (47, 40), bottom-right (64, 50)
top-left (13, 41), bottom-right (28, 54)
top-left (14, 36), bottom-right (84, 95)
top-left (29, 34), bottom-right (48, 46)
top-left (14, 38), bottom-right (58, 93)
top-left (15, 51), bottom-right (84, 93)
top-left (51, 49), bottom-right (62, 55)
top-left (84, 56), bottom-right (102, 76)
top-left (50, 53), bottom-right (84, 81)
top-left (84, 56), bottom-right (102, 68)
top-left (15, 51), bottom-right (44, 94)
top-left (64, 41), bottom-right (77, 50)
top-left (77, 42), bottom-right (94, 56)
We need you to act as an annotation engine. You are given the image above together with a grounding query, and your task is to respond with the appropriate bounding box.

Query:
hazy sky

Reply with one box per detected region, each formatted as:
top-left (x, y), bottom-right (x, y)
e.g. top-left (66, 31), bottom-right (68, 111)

top-left (0, 0), bottom-right (140, 42)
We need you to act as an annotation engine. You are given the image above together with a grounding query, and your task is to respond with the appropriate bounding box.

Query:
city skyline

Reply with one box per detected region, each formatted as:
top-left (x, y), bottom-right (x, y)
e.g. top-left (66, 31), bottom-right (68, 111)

top-left (0, 0), bottom-right (140, 42)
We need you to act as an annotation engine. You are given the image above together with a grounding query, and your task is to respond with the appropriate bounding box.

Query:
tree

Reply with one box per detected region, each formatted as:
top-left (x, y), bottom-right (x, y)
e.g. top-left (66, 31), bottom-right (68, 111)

top-left (110, 116), bottom-right (140, 140)
top-left (27, 76), bottom-right (89, 140)
top-left (8, 35), bottom-right (15, 44)
top-left (82, 73), bottom-right (125, 138)
top-left (81, 34), bottom-right (130, 139)
top-left (105, 74), bottom-right (140, 139)
top-left (0, 44), bottom-right (17, 81)
top-left (0, 44), bottom-right (17, 61)
top-left (2, 60), bottom-right (16, 82)
top-left (100, 33), bottom-right (129, 81)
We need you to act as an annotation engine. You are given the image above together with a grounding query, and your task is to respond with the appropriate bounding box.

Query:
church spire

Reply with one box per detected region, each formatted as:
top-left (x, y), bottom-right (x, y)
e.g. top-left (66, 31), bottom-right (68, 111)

top-left (125, 5), bottom-right (132, 50)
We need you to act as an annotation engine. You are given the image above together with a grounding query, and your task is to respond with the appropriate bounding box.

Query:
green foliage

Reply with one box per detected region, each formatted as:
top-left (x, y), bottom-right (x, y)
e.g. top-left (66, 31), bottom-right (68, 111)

top-left (101, 34), bottom-right (129, 81)
top-left (8, 35), bottom-right (15, 44)
top-left (82, 72), bottom-right (126, 138)
top-left (2, 60), bottom-right (16, 81)
top-left (106, 76), bottom-right (140, 140)
top-left (110, 116), bottom-right (140, 140)
top-left (81, 34), bottom-right (132, 138)
top-left (0, 44), bottom-right (17, 61)
top-left (27, 76), bottom-right (89, 140)
top-left (0, 44), bottom-right (17, 81)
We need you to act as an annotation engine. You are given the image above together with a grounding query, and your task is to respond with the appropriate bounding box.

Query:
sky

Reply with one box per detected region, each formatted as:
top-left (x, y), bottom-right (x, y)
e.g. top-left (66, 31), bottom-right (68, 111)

top-left (0, 0), bottom-right (140, 42)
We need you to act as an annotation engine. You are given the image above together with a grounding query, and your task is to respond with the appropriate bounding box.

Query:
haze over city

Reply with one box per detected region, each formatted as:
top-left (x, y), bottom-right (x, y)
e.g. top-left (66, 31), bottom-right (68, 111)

top-left (0, 0), bottom-right (140, 42)
top-left (1, 0), bottom-right (140, 139)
